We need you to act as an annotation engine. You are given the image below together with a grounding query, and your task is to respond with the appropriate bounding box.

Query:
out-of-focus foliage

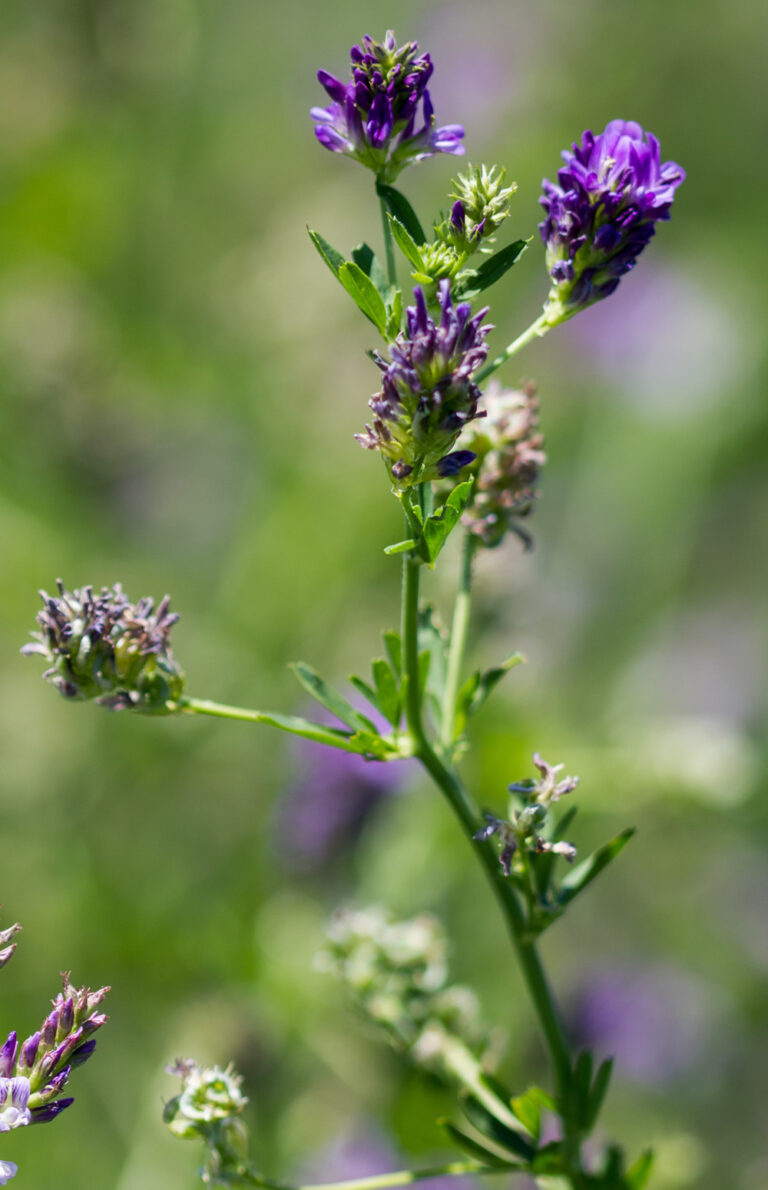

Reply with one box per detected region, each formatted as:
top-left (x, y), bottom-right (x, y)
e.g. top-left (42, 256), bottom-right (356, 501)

top-left (1, 2), bottom-right (766, 1189)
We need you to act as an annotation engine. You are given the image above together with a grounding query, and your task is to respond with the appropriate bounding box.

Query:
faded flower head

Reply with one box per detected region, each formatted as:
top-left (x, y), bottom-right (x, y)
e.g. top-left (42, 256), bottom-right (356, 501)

top-left (312, 32), bottom-right (464, 183)
top-left (319, 907), bottom-right (486, 1073)
top-left (356, 281), bottom-right (491, 489)
top-left (539, 119), bottom-right (685, 321)
top-left (0, 921), bottom-right (21, 972)
top-left (453, 381), bottom-right (546, 549)
top-left (22, 580), bottom-right (184, 712)
top-left (477, 753), bottom-right (579, 876)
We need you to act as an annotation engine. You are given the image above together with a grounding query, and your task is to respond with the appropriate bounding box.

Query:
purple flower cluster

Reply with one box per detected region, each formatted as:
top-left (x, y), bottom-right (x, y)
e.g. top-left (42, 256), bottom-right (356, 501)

top-left (539, 120), bottom-right (685, 319)
top-left (312, 32), bottom-right (464, 182)
top-left (356, 280), bottom-right (491, 488)
top-left (22, 580), bottom-right (184, 711)
top-left (0, 976), bottom-right (109, 1129)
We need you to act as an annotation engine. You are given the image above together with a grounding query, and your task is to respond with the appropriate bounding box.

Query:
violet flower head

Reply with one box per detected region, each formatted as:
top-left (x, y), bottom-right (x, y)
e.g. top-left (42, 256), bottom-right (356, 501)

top-left (539, 120), bottom-right (685, 322)
top-left (312, 32), bottom-right (464, 183)
top-left (356, 280), bottom-right (491, 489)
top-left (22, 580), bottom-right (184, 712)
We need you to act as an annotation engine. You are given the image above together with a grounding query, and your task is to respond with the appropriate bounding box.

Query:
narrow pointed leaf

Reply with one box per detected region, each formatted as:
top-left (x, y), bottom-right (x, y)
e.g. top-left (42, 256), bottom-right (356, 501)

top-left (349, 675), bottom-right (381, 715)
top-left (459, 1094), bottom-right (535, 1162)
top-left (383, 630), bottom-right (402, 677)
top-left (376, 182), bottom-right (427, 244)
top-left (386, 287), bottom-right (404, 339)
top-left (337, 262), bottom-right (389, 335)
top-left (471, 653), bottom-right (525, 712)
top-left (510, 1093), bottom-right (541, 1142)
top-left (383, 538), bottom-right (417, 555)
top-left (584, 1057), bottom-right (613, 1132)
top-left (246, 711), bottom-right (361, 752)
top-left (454, 240), bottom-right (528, 299)
top-left (290, 662), bottom-right (378, 734)
top-left (308, 228), bottom-right (346, 278)
top-left (438, 1121), bottom-right (519, 1169)
top-left (351, 242), bottom-right (389, 298)
top-left (626, 1150), bottom-right (654, 1189)
top-left (387, 214), bottom-right (425, 270)
top-left (558, 829), bottom-right (635, 906)
top-left (371, 657), bottom-right (401, 727)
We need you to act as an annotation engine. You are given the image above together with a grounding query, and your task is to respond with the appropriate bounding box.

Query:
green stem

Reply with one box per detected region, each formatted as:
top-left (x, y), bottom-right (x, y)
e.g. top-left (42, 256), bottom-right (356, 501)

top-left (223, 1160), bottom-right (510, 1190)
top-left (440, 533), bottom-right (476, 750)
top-left (378, 185), bottom-right (398, 289)
top-left (177, 698), bottom-right (365, 755)
top-left (399, 546), bottom-right (579, 1175)
top-left (476, 313), bottom-right (551, 384)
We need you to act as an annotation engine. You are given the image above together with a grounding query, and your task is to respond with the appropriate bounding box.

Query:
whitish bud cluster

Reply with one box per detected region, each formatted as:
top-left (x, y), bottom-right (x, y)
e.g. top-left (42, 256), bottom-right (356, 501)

top-left (457, 382), bottom-right (546, 549)
top-left (477, 753), bottom-right (579, 876)
top-left (319, 907), bottom-right (486, 1073)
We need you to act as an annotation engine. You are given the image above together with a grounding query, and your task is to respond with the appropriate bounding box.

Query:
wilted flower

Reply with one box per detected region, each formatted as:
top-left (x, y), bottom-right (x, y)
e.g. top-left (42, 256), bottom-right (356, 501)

top-left (356, 281), bottom-right (491, 489)
top-left (319, 907), bottom-right (487, 1074)
top-left (477, 754), bottom-right (579, 876)
top-left (539, 119), bottom-right (685, 321)
top-left (312, 32), bottom-right (464, 182)
top-left (453, 381), bottom-right (546, 549)
top-left (22, 580), bottom-right (184, 712)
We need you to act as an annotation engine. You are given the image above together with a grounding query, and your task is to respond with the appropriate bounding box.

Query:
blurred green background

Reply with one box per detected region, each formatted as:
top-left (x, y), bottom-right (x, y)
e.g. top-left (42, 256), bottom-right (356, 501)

top-left (1, 1), bottom-right (766, 1187)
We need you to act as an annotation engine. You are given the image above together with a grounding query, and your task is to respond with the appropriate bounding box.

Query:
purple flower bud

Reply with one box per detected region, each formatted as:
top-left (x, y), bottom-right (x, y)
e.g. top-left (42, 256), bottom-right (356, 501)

top-left (311, 33), bottom-right (464, 183)
top-left (0, 1036), bottom-right (17, 1079)
top-left (539, 119), bottom-right (684, 321)
top-left (69, 1039), bottom-right (97, 1068)
top-left (29, 1098), bottom-right (74, 1125)
top-left (17, 1034), bottom-right (40, 1075)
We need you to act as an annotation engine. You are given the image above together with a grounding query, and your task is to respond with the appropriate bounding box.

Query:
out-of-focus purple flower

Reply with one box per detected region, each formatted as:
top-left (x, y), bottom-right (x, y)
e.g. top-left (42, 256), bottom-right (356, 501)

top-left (356, 281), bottom-right (491, 489)
top-left (0, 1159), bottom-right (17, 1185)
top-left (571, 964), bottom-right (728, 1087)
top-left (312, 32), bottom-right (464, 183)
top-left (539, 120), bottom-right (684, 322)
top-left (274, 729), bottom-right (411, 872)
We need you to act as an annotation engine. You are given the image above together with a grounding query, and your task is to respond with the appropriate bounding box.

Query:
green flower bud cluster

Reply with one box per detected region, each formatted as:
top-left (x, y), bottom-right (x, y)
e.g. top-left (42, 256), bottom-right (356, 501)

top-left (439, 164), bottom-right (517, 254)
top-left (164, 1059), bottom-right (249, 1174)
top-left (319, 907), bottom-right (487, 1074)
top-left (22, 580), bottom-right (184, 713)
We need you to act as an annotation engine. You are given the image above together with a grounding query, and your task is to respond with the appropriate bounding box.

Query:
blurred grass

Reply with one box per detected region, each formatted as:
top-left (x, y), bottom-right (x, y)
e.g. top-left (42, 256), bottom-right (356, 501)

top-left (1, 1), bottom-right (767, 1188)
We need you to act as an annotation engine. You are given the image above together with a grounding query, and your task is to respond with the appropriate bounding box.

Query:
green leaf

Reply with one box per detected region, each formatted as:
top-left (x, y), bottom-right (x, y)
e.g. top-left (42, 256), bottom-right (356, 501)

top-left (308, 227), bottom-right (346, 278)
top-left (459, 1094), bottom-right (535, 1163)
top-left (337, 261), bottom-right (389, 336)
top-left (383, 630), bottom-right (402, 677)
top-left (387, 214), bottom-right (425, 270)
top-left (523, 1086), bottom-right (557, 1113)
top-left (454, 652), bottom-right (524, 740)
top-left (422, 480), bottom-right (474, 565)
top-left (347, 729), bottom-right (396, 760)
top-left (386, 287), bottom-right (403, 339)
top-left (454, 240), bottom-right (528, 299)
top-left (570, 1051), bottom-right (593, 1128)
top-left (349, 675), bottom-right (380, 714)
top-left (626, 1150), bottom-right (654, 1189)
top-left (351, 242), bottom-right (389, 299)
top-left (584, 1057), bottom-right (613, 1133)
top-left (290, 662), bottom-right (378, 734)
top-left (248, 712), bottom-right (362, 753)
top-left (438, 1121), bottom-right (519, 1169)
top-left (376, 182), bottom-right (427, 244)
top-left (510, 1092), bottom-right (541, 1143)
top-left (383, 538), bottom-right (417, 555)
top-left (558, 828), bottom-right (635, 907)
top-left (371, 657), bottom-right (401, 727)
